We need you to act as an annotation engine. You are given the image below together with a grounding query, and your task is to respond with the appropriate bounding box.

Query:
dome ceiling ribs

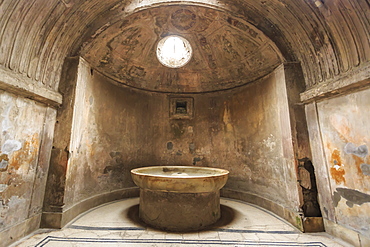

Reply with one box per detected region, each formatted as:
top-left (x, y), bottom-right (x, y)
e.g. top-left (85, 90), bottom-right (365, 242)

top-left (6, 0), bottom-right (38, 71)
top-left (38, 1), bottom-right (123, 90)
top-left (0, 0), bottom-right (20, 66)
top-left (228, 0), bottom-right (335, 87)
top-left (0, 0), bottom-right (368, 94)
top-left (17, 1), bottom-right (59, 77)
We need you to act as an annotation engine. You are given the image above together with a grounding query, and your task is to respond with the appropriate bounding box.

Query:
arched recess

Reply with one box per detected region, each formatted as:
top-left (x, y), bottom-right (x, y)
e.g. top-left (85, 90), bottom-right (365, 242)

top-left (1, 0), bottom-right (368, 96)
top-left (39, 2), bottom-right (321, 233)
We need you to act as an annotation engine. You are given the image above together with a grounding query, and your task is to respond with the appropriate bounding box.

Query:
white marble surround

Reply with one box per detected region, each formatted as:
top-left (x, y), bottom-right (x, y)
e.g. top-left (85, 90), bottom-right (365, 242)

top-left (12, 198), bottom-right (352, 247)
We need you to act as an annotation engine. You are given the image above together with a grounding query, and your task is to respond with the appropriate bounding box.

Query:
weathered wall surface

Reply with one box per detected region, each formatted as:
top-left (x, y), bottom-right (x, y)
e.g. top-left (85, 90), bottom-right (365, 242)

top-left (1, 0), bottom-right (369, 96)
top-left (150, 70), bottom-right (301, 211)
top-left (61, 60), bottom-right (161, 210)
top-left (0, 91), bottom-right (56, 245)
top-left (81, 5), bottom-right (282, 93)
top-left (58, 62), bottom-right (302, 220)
top-left (306, 88), bottom-right (370, 244)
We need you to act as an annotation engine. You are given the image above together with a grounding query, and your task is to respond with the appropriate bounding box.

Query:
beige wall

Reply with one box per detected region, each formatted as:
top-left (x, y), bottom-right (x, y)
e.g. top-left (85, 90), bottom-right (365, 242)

top-left (306, 88), bottom-right (370, 243)
top-left (6, 56), bottom-right (370, 246)
top-left (0, 91), bottom-right (56, 245)
top-left (62, 60), bottom-right (159, 208)
top-left (60, 61), bottom-right (302, 218)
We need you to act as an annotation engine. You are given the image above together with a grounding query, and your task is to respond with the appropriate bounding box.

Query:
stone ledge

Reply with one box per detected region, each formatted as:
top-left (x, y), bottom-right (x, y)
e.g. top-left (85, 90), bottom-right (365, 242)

top-left (324, 218), bottom-right (370, 247)
top-left (0, 213), bottom-right (41, 247)
top-left (0, 66), bottom-right (62, 107)
top-left (221, 188), bottom-right (304, 232)
top-left (300, 62), bottom-right (370, 103)
top-left (41, 187), bottom-right (140, 229)
top-left (303, 217), bottom-right (324, 233)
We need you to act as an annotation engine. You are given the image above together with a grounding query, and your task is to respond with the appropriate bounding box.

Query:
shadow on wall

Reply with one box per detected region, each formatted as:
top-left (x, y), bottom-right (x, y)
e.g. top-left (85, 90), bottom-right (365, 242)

top-left (299, 158), bottom-right (322, 217)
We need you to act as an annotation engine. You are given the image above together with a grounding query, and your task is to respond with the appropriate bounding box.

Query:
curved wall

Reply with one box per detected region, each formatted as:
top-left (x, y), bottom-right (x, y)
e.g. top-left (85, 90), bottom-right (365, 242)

top-left (42, 58), bottom-right (305, 232)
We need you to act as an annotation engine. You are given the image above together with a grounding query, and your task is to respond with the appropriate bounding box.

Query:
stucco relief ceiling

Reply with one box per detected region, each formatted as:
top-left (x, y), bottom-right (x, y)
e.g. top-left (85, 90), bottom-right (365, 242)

top-left (1, 0), bottom-right (368, 98)
top-left (80, 5), bottom-right (283, 93)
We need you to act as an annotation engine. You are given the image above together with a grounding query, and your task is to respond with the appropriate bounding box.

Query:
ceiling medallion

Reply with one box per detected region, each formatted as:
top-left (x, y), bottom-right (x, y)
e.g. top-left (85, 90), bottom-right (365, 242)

top-left (171, 9), bottom-right (197, 31)
top-left (156, 35), bottom-right (193, 68)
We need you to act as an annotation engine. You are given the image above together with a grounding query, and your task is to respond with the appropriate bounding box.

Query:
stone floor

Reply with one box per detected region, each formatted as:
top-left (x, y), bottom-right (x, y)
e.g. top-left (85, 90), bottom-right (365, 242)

top-left (12, 198), bottom-right (353, 247)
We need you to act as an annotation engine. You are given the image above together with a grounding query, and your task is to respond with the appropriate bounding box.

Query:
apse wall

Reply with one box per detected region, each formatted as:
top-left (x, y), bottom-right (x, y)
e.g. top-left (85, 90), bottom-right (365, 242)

top-left (149, 66), bottom-right (302, 215)
top-left (52, 59), bottom-right (304, 231)
top-left (49, 58), bottom-right (159, 213)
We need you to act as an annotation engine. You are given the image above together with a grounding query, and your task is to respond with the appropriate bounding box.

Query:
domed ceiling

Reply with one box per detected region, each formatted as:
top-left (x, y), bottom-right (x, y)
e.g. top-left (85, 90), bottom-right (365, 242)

top-left (80, 5), bottom-right (283, 93)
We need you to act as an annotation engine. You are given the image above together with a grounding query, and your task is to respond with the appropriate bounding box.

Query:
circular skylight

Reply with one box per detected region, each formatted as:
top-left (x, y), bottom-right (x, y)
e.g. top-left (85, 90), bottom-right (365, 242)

top-left (156, 35), bottom-right (192, 68)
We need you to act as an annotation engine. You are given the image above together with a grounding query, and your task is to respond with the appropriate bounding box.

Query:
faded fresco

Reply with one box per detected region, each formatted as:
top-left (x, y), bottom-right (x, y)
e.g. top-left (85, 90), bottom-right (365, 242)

top-left (317, 88), bottom-right (370, 238)
top-left (0, 91), bottom-right (55, 233)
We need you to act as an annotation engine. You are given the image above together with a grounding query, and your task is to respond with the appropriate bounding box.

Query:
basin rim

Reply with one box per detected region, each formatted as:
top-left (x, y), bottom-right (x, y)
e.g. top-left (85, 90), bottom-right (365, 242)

top-left (131, 165), bottom-right (229, 178)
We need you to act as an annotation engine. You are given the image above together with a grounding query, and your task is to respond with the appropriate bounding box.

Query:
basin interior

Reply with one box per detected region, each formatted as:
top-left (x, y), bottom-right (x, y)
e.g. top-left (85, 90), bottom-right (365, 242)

top-left (131, 166), bottom-right (229, 193)
top-left (131, 166), bottom-right (229, 177)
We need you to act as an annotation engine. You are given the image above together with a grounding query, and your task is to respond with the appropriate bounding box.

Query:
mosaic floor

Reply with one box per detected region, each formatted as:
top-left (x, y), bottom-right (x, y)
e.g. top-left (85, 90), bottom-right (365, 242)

top-left (12, 198), bottom-right (352, 247)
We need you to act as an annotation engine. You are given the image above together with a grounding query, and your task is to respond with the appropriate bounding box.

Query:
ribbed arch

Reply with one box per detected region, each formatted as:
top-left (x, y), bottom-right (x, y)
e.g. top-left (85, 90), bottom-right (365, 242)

top-left (0, 0), bottom-right (368, 92)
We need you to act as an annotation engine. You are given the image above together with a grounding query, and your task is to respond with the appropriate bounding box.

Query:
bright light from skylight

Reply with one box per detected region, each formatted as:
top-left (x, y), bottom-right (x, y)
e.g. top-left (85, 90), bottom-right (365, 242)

top-left (156, 35), bottom-right (192, 68)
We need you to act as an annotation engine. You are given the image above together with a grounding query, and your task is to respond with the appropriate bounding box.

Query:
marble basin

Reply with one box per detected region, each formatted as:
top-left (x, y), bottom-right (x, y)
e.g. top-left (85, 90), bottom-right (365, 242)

top-left (131, 166), bottom-right (229, 193)
top-left (131, 166), bottom-right (229, 232)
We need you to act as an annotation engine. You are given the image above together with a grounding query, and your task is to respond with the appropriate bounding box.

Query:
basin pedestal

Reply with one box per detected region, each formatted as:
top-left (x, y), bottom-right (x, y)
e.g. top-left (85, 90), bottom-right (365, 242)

top-left (140, 189), bottom-right (220, 232)
top-left (131, 166), bottom-right (229, 232)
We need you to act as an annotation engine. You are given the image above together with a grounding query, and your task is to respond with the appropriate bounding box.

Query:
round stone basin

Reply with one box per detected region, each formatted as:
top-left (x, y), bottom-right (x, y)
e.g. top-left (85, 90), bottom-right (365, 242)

top-left (131, 166), bottom-right (229, 232)
top-left (131, 166), bottom-right (229, 193)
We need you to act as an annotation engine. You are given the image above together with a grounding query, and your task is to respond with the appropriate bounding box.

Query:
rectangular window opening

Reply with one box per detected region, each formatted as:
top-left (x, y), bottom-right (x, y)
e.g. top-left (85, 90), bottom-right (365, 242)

top-left (176, 101), bottom-right (187, 114)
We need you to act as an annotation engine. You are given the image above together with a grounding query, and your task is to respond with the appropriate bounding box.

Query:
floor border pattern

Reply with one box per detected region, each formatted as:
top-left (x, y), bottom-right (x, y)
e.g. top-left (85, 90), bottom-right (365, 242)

top-left (35, 236), bottom-right (328, 247)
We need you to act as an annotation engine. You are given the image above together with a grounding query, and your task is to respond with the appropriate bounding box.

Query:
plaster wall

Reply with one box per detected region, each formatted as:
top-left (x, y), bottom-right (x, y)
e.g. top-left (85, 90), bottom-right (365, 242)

top-left (0, 91), bottom-right (56, 245)
top-left (62, 62), bottom-right (301, 220)
top-left (151, 70), bottom-right (300, 211)
top-left (62, 62), bottom-right (160, 209)
top-left (306, 88), bottom-right (370, 244)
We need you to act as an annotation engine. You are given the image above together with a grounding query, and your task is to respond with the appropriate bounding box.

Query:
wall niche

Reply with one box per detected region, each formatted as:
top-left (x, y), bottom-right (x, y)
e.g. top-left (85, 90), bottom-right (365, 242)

top-left (169, 97), bottom-right (194, 119)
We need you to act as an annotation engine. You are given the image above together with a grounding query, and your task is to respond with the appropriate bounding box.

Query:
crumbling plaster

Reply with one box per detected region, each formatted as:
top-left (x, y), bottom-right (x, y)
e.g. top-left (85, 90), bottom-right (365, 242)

top-left (0, 91), bottom-right (56, 246)
top-left (1, 0), bottom-right (369, 95)
top-left (80, 5), bottom-right (283, 93)
top-left (306, 88), bottom-right (370, 245)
